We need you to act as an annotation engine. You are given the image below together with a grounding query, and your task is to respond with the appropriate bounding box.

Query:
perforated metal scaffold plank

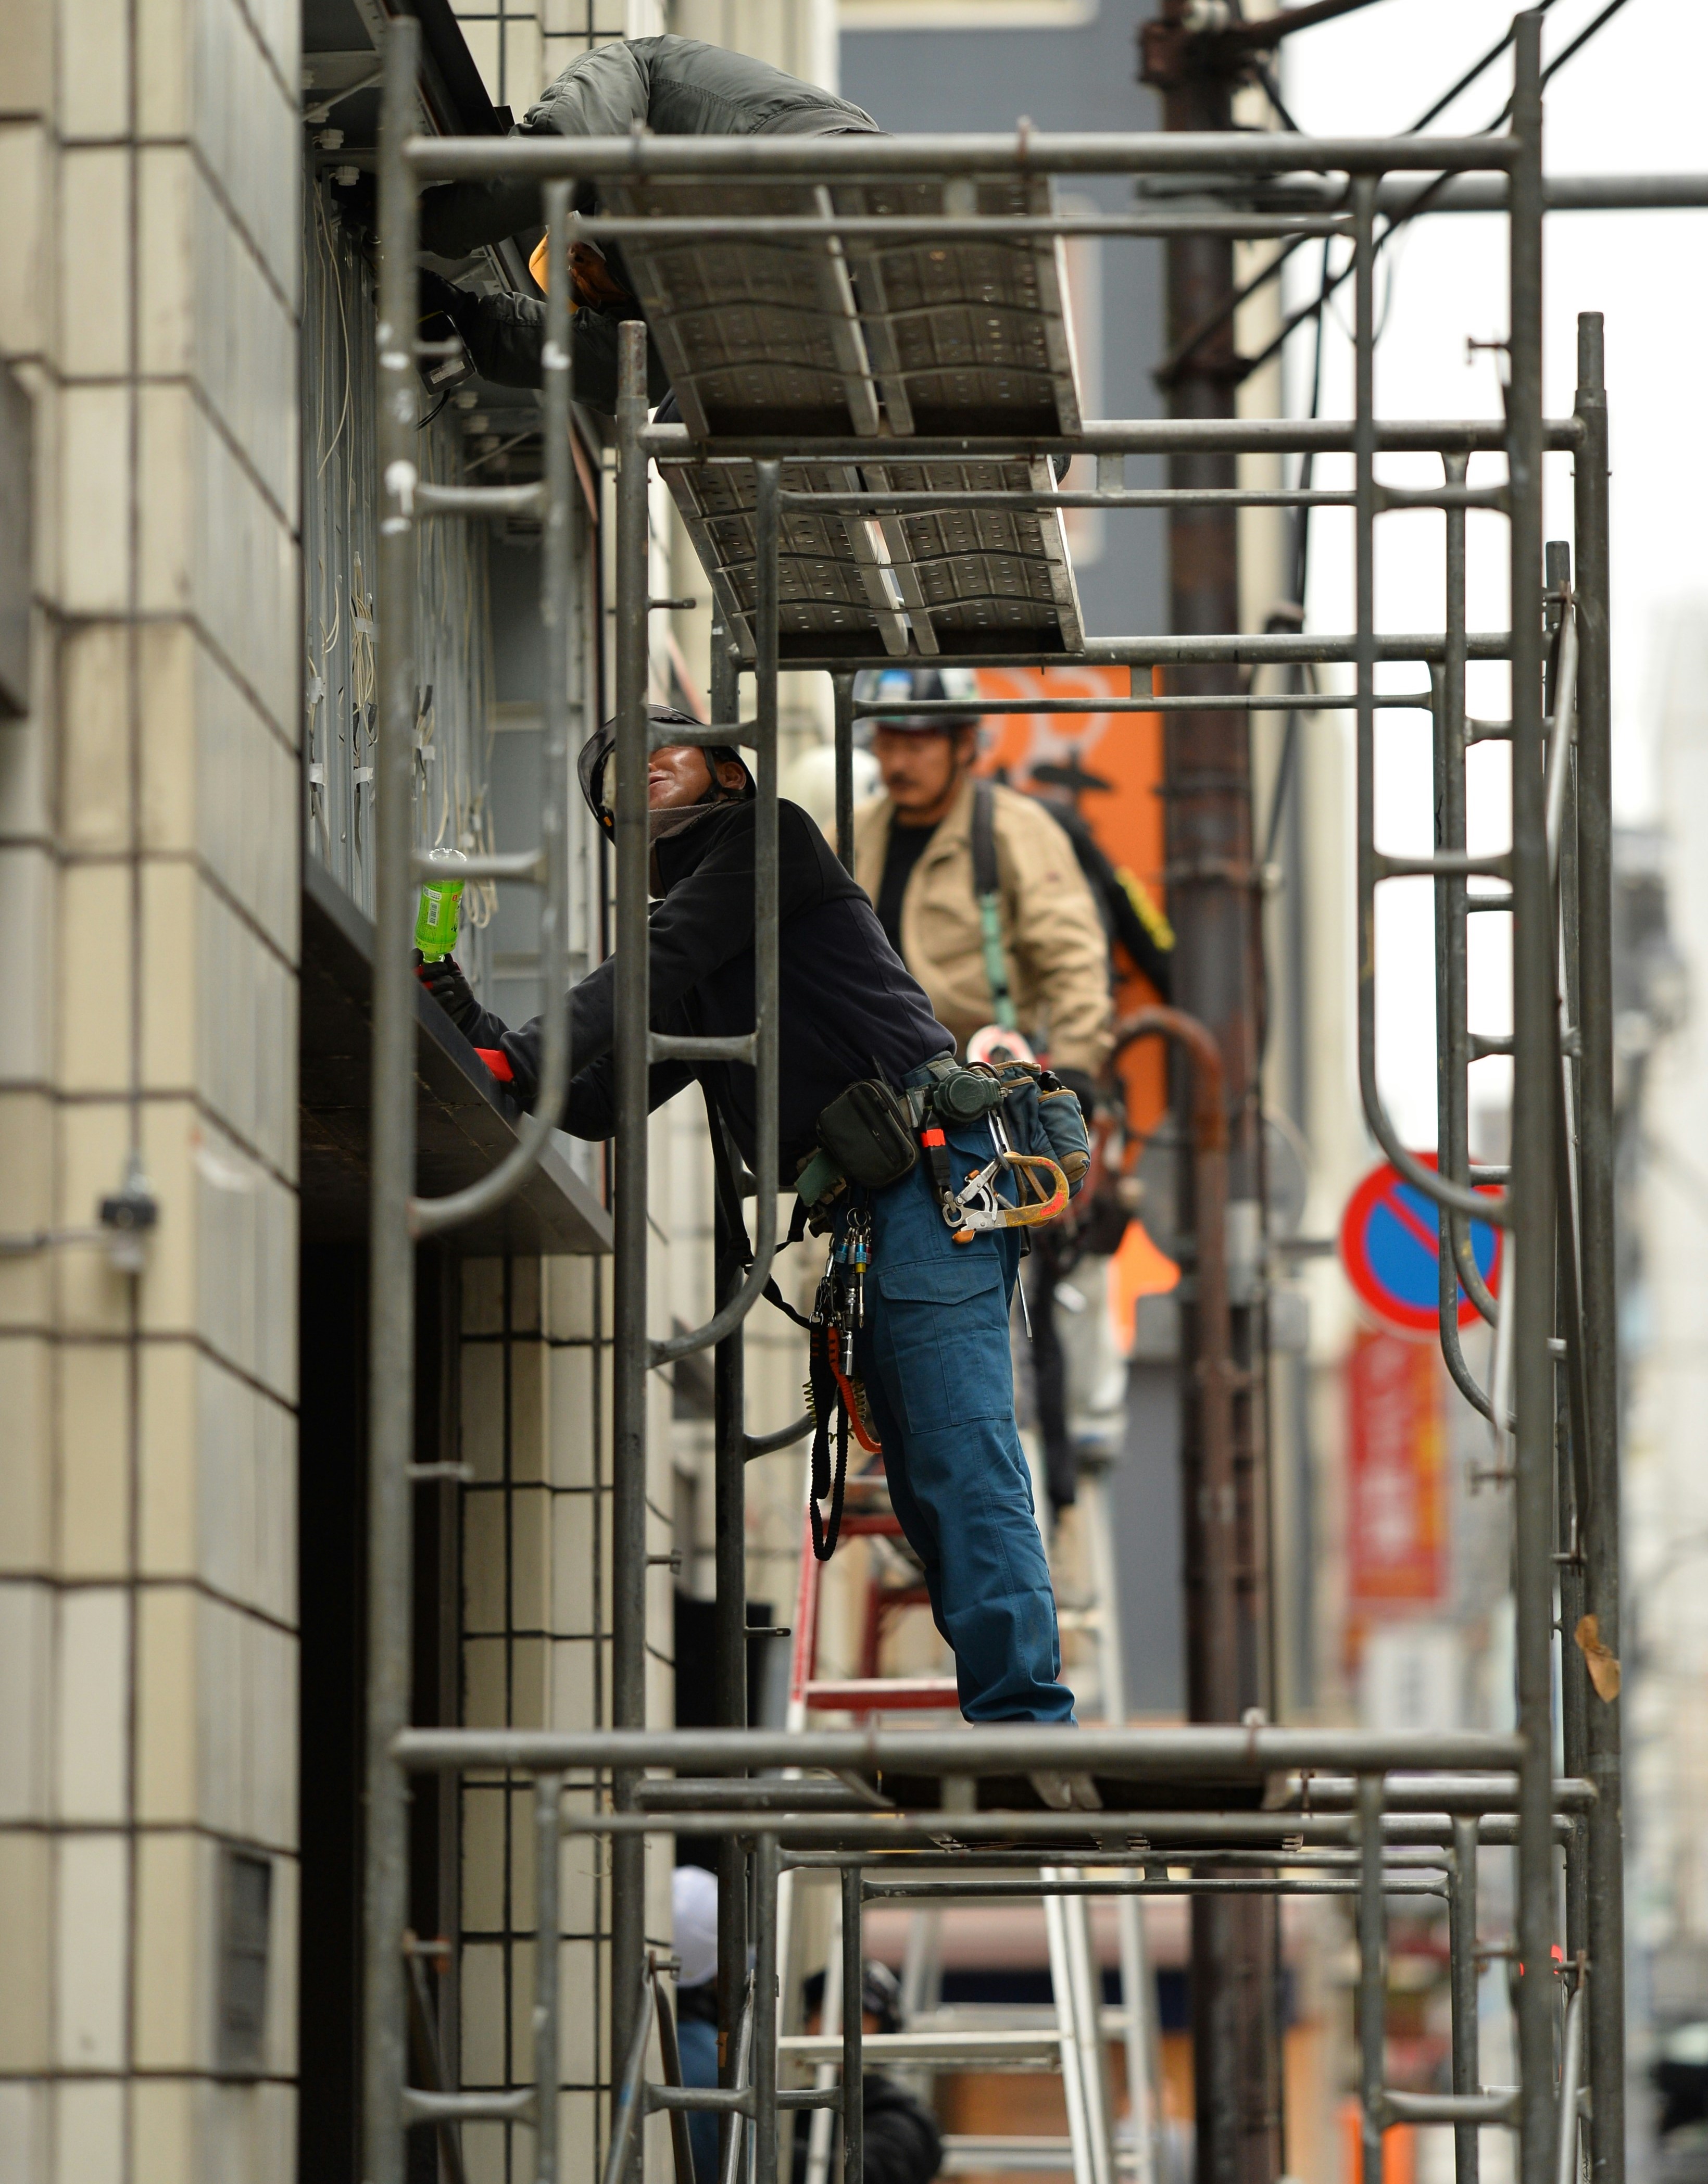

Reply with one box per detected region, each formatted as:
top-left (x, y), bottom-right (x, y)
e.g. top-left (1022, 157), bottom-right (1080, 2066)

top-left (664, 452), bottom-right (1084, 662)
top-left (607, 170), bottom-right (1086, 659)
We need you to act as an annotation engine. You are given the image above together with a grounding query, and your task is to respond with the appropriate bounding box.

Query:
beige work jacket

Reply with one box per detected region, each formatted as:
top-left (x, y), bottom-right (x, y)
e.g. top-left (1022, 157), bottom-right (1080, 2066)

top-left (853, 774), bottom-right (1113, 1074)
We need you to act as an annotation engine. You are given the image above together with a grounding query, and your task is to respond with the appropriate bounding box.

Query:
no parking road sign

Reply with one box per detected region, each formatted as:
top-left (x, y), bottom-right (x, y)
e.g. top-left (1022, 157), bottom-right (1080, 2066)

top-left (1339, 1154), bottom-right (1501, 1335)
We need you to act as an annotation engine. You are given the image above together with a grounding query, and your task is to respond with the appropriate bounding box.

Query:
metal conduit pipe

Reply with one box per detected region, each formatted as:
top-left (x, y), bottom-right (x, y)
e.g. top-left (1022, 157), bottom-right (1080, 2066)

top-left (1450, 1814), bottom-right (1482, 2184)
top-left (1435, 454), bottom-right (1502, 1333)
top-left (364, 27), bottom-right (421, 2184)
top-left (1507, 30), bottom-right (1561, 2184)
top-left (408, 129), bottom-right (1519, 181)
top-left (708, 628), bottom-right (751, 2170)
top-left (1351, 179), bottom-right (1507, 1231)
top-left (1572, 309), bottom-right (1626, 2184)
top-left (641, 421), bottom-right (1584, 461)
top-left (610, 319), bottom-right (653, 2174)
top-left (833, 673), bottom-right (856, 875)
top-left (393, 1724), bottom-right (1526, 1774)
top-left (652, 462), bottom-right (783, 1368)
top-left (842, 1864), bottom-right (864, 2184)
top-left (411, 172), bottom-right (575, 1240)
top-left (551, 1811), bottom-right (1576, 1849)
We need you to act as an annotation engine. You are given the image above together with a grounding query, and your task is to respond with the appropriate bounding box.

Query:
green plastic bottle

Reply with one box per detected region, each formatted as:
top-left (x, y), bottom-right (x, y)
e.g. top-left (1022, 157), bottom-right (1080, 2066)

top-left (415, 847), bottom-right (467, 962)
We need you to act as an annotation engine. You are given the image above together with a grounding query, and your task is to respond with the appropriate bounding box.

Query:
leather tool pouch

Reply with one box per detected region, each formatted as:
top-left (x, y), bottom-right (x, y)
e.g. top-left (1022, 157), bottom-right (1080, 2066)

top-left (815, 1080), bottom-right (919, 1192)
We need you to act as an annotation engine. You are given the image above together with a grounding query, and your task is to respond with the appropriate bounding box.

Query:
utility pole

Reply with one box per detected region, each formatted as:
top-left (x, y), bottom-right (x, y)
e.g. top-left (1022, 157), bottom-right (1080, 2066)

top-left (1135, 4), bottom-right (1377, 2178)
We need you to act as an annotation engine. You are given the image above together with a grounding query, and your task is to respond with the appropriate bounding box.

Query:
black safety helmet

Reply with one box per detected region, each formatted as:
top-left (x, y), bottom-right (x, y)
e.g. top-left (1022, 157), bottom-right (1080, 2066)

top-left (801, 1959), bottom-right (905, 2037)
top-left (577, 706), bottom-right (754, 837)
top-left (852, 666), bottom-right (982, 738)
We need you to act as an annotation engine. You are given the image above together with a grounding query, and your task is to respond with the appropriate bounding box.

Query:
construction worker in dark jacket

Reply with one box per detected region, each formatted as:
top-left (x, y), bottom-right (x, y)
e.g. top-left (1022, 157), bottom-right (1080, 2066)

top-left (798, 1961), bottom-right (941, 2184)
top-left (418, 707), bottom-right (1076, 1727)
top-left (397, 36), bottom-right (878, 410)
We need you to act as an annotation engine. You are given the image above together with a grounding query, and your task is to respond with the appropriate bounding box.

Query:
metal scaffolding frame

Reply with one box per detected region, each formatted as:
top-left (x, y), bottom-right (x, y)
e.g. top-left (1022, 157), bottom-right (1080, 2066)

top-left (364, 15), bottom-right (1623, 2184)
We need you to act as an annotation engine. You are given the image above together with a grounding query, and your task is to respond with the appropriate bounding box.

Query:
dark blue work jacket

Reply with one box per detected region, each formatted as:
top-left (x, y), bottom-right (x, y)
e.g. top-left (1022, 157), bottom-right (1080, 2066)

top-left (487, 799), bottom-right (950, 1184)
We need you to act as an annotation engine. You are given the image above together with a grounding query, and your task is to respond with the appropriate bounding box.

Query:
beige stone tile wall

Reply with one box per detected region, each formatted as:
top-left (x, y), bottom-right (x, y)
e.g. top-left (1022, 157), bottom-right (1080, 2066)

top-left (0, 0), bottom-right (300, 2173)
top-left (457, 1243), bottom-right (676, 2184)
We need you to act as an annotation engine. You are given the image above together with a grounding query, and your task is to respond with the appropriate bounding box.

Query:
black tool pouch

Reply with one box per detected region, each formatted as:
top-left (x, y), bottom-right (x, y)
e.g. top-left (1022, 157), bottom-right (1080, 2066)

top-left (815, 1079), bottom-right (919, 1192)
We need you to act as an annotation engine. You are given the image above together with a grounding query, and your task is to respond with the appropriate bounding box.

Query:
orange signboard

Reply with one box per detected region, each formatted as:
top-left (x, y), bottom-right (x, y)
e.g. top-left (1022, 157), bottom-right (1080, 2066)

top-left (970, 664), bottom-right (1168, 1139)
top-left (1345, 1329), bottom-right (1449, 1608)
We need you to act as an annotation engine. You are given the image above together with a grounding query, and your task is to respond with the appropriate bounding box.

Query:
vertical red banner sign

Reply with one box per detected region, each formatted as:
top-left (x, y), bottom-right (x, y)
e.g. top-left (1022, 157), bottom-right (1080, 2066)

top-left (1346, 1329), bottom-right (1448, 1608)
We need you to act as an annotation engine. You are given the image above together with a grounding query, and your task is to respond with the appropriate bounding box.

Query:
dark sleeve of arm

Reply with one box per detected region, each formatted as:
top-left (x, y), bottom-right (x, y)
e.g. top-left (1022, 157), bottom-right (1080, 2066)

top-left (497, 951), bottom-right (695, 1131)
top-left (862, 2093), bottom-right (941, 2184)
top-left (417, 46), bottom-right (655, 256)
top-left (438, 290), bottom-right (670, 411)
top-left (560, 1053), bottom-right (695, 1140)
top-left (419, 177), bottom-right (546, 260)
top-left (498, 805), bottom-right (819, 1110)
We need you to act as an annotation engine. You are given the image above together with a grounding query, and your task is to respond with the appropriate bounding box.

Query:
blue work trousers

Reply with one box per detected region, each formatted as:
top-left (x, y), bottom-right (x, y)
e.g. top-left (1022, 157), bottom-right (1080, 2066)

top-left (844, 1115), bottom-right (1074, 1725)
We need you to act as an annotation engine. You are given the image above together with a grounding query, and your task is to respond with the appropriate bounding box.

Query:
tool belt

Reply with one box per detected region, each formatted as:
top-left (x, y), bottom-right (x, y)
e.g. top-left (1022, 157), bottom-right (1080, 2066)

top-left (795, 1056), bottom-right (1088, 1238)
top-left (785, 1058), bottom-right (1091, 1560)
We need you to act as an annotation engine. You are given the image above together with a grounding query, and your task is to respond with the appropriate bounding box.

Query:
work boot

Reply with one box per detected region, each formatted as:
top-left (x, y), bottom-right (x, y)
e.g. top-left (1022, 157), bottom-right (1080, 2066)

top-left (1029, 1770), bottom-right (1103, 1812)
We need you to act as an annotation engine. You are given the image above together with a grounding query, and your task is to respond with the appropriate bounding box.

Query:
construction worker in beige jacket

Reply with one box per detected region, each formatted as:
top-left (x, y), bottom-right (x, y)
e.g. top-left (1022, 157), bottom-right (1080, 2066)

top-left (851, 668), bottom-right (1121, 1604)
top-left (851, 669), bottom-right (1113, 1089)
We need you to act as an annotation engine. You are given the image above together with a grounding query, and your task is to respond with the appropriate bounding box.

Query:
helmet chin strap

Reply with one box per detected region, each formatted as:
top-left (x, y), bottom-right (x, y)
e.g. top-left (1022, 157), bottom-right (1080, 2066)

top-left (647, 800), bottom-right (714, 844)
top-left (645, 776), bottom-right (746, 844)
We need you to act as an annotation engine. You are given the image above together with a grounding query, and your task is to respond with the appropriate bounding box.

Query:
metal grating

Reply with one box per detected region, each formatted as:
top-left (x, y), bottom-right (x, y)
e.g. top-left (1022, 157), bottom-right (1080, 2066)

top-left (662, 453), bottom-right (1083, 662)
top-left (606, 172), bottom-right (1082, 441)
top-left (832, 177), bottom-right (1083, 438)
top-left (613, 170), bottom-right (1087, 657)
top-left (605, 179), bottom-right (884, 441)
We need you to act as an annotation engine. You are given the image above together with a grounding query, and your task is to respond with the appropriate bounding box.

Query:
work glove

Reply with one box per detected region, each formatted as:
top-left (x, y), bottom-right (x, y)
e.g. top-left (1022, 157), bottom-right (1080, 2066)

top-left (413, 951), bottom-right (486, 1038)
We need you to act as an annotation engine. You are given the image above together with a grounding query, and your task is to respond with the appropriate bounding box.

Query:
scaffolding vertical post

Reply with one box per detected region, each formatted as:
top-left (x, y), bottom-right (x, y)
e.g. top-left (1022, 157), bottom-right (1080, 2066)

top-left (364, 24), bottom-right (421, 2184)
top-left (536, 1772), bottom-right (564, 2182)
top-left (711, 624), bottom-right (751, 2155)
top-left (529, 176), bottom-right (574, 2184)
top-left (1548, 535), bottom-right (1590, 1977)
top-left (841, 1864), bottom-right (864, 2184)
top-left (1147, 26), bottom-right (1277, 2176)
top-left (832, 673), bottom-right (856, 875)
top-left (1571, 309), bottom-right (1625, 2184)
top-left (611, 317), bottom-right (654, 2168)
top-left (1358, 1774), bottom-right (1388, 2184)
top-left (1505, 25), bottom-right (1559, 2184)
top-left (1449, 1814), bottom-right (1481, 2184)
top-left (755, 1834), bottom-right (782, 2184)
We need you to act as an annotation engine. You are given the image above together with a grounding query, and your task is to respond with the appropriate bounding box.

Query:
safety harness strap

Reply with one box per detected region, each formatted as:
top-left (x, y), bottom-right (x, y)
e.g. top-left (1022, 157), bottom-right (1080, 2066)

top-left (970, 778), bottom-right (1018, 1032)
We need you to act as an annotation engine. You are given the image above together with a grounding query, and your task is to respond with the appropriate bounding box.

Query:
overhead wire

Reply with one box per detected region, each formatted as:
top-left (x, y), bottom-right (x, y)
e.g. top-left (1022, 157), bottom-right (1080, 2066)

top-left (1257, 0), bottom-right (1633, 1036)
top-left (1245, 0), bottom-right (1638, 390)
top-left (1160, 0), bottom-right (1573, 390)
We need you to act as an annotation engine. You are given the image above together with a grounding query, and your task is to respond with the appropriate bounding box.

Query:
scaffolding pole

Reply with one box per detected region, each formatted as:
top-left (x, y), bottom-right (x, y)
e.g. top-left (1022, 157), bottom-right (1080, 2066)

top-left (359, 30), bottom-right (1627, 2184)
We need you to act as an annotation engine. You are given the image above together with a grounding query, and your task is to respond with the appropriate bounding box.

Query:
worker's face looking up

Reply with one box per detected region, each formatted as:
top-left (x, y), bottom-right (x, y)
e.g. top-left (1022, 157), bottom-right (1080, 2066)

top-left (648, 743), bottom-right (748, 811)
top-left (872, 724), bottom-right (977, 829)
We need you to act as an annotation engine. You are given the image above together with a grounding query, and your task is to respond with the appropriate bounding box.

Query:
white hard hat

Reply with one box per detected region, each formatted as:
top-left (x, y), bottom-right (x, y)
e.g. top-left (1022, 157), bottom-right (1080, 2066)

top-left (673, 1864), bottom-right (719, 1989)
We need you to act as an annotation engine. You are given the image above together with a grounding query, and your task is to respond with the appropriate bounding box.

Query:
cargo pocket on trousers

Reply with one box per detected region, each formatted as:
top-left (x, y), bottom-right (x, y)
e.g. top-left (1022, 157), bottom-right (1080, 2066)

top-left (874, 1253), bottom-right (1011, 1432)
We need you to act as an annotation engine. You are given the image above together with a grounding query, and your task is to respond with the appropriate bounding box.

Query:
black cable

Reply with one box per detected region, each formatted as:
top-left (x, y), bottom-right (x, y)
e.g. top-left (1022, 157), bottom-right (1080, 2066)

top-left (1404, 2), bottom-right (1558, 136)
top-left (1161, 0), bottom-right (1575, 387)
top-left (1541, 0), bottom-right (1634, 86)
top-left (1253, 57), bottom-right (1306, 136)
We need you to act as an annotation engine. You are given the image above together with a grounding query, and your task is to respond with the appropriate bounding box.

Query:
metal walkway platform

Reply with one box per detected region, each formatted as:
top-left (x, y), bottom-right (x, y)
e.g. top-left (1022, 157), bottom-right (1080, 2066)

top-left (603, 172), bottom-right (1087, 658)
top-left (664, 449), bottom-right (1084, 661)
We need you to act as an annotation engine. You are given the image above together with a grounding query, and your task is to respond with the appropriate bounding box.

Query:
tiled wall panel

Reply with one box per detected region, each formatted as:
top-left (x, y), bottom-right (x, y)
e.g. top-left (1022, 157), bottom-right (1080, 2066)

top-left (0, 0), bottom-right (303, 2168)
